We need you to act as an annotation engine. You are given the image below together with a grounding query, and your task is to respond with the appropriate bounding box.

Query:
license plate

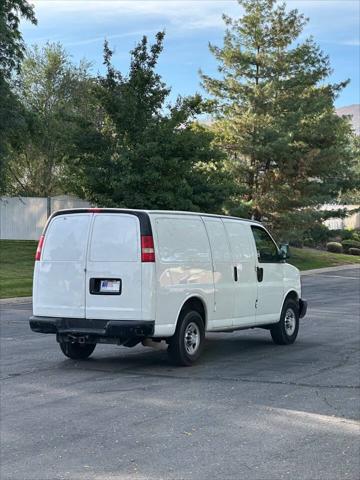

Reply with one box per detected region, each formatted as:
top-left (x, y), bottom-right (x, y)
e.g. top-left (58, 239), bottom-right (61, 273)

top-left (99, 280), bottom-right (121, 293)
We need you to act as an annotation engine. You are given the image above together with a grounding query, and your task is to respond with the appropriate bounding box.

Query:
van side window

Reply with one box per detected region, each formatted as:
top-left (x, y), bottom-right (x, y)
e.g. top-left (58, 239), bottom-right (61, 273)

top-left (156, 218), bottom-right (211, 263)
top-left (203, 218), bottom-right (231, 263)
top-left (223, 220), bottom-right (253, 262)
top-left (251, 226), bottom-right (279, 263)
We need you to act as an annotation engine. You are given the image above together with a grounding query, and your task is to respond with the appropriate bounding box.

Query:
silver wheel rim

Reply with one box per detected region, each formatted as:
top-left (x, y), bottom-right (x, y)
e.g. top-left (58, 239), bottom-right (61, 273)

top-left (284, 308), bottom-right (296, 336)
top-left (184, 322), bottom-right (200, 355)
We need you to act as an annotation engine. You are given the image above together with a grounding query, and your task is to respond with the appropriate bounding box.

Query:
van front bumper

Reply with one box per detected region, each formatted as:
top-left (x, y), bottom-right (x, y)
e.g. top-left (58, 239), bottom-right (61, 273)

top-left (299, 299), bottom-right (307, 319)
top-left (29, 316), bottom-right (155, 343)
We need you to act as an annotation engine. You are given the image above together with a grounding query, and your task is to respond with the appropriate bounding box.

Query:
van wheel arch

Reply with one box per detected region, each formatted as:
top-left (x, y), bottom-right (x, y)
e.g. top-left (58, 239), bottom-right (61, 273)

top-left (282, 290), bottom-right (299, 311)
top-left (168, 301), bottom-right (206, 366)
top-left (177, 297), bottom-right (207, 330)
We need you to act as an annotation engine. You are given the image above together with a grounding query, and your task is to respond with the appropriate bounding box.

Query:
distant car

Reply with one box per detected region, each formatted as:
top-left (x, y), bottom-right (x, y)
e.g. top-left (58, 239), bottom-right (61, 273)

top-left (29, 209), bottom-right (307, 366)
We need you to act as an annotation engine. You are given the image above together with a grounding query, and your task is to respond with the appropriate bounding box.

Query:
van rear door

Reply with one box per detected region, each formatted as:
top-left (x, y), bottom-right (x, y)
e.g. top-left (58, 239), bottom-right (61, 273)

top-left (85, 213), bottom-right (142, 321)
top-left (33, 213), bottom-right (92, 318)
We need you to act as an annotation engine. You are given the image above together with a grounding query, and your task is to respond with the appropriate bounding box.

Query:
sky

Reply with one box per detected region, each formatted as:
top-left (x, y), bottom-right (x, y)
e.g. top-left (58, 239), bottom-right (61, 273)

top-left (22, 0), bottom-right (360, 108)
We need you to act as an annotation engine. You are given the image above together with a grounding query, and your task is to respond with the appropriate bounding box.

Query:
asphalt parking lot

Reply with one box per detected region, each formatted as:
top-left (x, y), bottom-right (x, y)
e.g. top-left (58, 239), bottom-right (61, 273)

top-left (1, 267), bottom-right (359, 480)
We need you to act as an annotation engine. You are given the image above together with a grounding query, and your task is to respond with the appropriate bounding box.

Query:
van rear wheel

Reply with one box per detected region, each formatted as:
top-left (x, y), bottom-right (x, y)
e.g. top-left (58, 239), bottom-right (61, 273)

top-left (168, 310), bottom-right (205, 366)
top-left (59, 342), bottom-right (96, 360)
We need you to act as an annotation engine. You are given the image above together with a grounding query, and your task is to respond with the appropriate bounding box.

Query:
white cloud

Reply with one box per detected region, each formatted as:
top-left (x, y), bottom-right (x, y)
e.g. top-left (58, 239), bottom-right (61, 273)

top-left (30, 0), bottom-right (239, 32)
top-left (341, 39), bottom-right (360, 46)
top-left (26, 0), bottom-right (360, 49)
top-left (63, 29), bottom-right (156, 47)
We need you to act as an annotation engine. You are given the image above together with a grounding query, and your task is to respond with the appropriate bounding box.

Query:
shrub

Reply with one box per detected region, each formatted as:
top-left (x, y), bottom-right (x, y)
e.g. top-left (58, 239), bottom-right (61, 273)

top-left (303, 224), bottom-right (331, 248)
top-left (326, 242), bottom-right (343, 253)
top-left (341, 239), bottom-right (360, 252)
top-left (330, 229), bottom-right (358, 242)
top-left (289, 238), bottom-right (304, 248)
top-left (348, 247), bottom-right (360, 256)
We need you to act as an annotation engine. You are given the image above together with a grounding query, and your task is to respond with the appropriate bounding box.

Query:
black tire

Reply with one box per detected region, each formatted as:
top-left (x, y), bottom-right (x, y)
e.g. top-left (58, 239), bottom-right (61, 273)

top-left (59, 342), bottom-right (96, 360)
top-left (270, 299), bottom-right (299, 345)
top-left (168, 310), bottom-right (205, 366)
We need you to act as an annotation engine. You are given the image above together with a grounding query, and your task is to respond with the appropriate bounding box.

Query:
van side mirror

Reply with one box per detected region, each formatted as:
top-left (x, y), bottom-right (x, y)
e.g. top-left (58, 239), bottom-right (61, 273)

top-left (279, 243), bottom-right (290, 260)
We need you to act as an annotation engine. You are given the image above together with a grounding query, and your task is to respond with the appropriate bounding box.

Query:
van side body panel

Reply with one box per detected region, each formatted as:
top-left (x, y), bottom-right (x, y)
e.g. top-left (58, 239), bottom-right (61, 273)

top-left (282, 264), bottom-right (302, 303)
top-left (141, 263), bottom-right (156, 321)
top-left (202, 217), bottom-right (234, 329)
top-left (150, 214), bottom-right (214, 337)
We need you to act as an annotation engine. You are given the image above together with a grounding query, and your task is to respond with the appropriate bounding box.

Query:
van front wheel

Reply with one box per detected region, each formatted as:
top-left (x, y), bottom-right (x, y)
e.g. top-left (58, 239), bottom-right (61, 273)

top-left (59, 342), bottom-right (96, 360)
top-left (168, 310), bottom-right (205, 366)
top-left (270, 299), bottom-right (299, 345)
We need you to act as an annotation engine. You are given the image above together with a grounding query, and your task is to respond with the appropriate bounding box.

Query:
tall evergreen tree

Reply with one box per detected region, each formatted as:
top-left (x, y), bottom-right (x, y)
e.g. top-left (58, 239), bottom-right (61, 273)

top-left (201, 0), bottom-right (358, 239)
top-left (69, 33), bottom-right (233, 212)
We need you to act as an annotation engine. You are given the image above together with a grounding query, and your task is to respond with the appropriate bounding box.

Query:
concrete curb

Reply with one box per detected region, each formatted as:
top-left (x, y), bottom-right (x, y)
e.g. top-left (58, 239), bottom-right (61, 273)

top-left (301, 264), bottom-right (360, 276)
top-left (0, 296), bottom-right (32, 306)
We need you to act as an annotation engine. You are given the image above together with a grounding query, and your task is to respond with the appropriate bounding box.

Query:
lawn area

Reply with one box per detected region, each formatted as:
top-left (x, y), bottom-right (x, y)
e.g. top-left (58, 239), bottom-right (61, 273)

top-left (0, 240), bottom-right (37, 299)
top-left (0, 240), bottom-right (359, 298)
top-left (289, 247), bottom-right (360, 271)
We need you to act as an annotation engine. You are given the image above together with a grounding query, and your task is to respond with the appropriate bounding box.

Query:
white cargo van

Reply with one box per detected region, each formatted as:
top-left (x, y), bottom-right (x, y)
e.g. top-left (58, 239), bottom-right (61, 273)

top-left (30, 209), bottom-right (307, 365)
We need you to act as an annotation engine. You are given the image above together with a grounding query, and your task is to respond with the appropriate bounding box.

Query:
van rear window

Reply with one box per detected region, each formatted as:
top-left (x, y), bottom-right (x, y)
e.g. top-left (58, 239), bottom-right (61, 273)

top-left (89, 215), bottom-right (139, 262)
top-left (42, 215), bottom-right (90, 261)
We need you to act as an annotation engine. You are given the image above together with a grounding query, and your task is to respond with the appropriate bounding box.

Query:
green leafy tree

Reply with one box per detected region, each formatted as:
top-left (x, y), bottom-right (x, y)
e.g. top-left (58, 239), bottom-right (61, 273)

top-left (69, 33), bottom-right (233, 212)
top-left (201, 0), bottom-right (359, 238)
top-left (0, 0), bottom-right (37, 192)
top-left (6, 43), bottom-right (92, 196)
top-left (338, 135), bottom-right (360, 204)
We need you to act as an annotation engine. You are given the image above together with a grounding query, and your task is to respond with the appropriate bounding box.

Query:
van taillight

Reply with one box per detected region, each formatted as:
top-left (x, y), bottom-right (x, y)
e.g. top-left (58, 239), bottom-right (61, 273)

top-left (35, 235), bottom-right (45, 261)
top-left (141, 235), bottom-right (155, 262)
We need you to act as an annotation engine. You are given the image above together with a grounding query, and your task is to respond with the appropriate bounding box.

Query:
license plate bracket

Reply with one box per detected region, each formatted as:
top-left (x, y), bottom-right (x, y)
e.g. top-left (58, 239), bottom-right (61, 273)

top-left (89, 278), bottom-right (122, 295)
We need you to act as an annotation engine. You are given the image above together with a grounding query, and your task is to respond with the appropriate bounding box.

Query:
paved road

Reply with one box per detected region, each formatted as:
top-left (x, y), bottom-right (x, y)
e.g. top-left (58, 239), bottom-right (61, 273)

top-left (1, 268), bottom-right (359, 480)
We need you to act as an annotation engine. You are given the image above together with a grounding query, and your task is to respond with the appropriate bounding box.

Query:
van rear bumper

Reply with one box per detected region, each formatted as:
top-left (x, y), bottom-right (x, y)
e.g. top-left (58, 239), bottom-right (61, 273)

top-left (29, 316), bottom-right (155, 340)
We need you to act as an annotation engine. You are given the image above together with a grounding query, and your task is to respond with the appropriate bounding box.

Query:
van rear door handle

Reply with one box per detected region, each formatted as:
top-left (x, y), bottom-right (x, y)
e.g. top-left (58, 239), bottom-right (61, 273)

top-left (233, 266), bottom-right (238, 282)
top-left (256, 267), bottom-right (264, 282)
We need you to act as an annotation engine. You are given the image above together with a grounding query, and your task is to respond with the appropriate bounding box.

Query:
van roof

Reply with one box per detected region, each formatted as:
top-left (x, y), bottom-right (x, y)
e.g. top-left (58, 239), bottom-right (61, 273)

top-left (50, 207), bottom-right (261, 225)
top-left (147, 209), bottom-right (261, 224)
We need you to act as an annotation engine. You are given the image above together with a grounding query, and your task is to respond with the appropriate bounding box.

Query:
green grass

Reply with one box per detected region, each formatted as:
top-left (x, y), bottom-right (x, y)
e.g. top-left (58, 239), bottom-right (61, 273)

top-left (0, 240), bottom-right (37, 299)
top-left (289, 247), bottom-right (360, 271)
top-left (0, 241), bottom-right (359, 299)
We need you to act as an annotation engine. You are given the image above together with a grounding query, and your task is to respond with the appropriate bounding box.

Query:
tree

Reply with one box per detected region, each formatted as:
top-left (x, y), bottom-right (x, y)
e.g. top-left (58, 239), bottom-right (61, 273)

top-left (201, 0), bottom-right (359, 239)
top-left (0, 0), bottom-right (36, 76)
top-left (5, 43), bottom-right (92, 196)
top-left (338, 135), bottom-right (360, 204)
top-left (0, 0), bottom-right (37, 193)
top-left (68, 33), bottom-right (233, 212)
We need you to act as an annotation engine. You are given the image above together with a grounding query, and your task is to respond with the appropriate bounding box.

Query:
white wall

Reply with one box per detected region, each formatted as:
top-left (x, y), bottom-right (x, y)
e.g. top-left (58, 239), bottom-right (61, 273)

top-left (0, 196), bottom-right (90, 240)
top-left (322, 204), bottom-right (360, 230)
